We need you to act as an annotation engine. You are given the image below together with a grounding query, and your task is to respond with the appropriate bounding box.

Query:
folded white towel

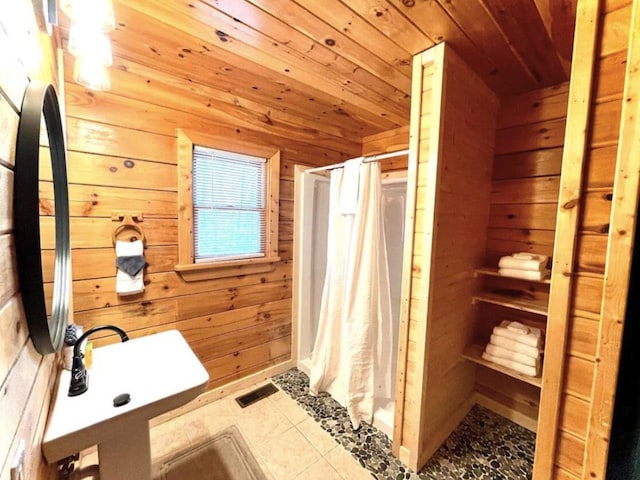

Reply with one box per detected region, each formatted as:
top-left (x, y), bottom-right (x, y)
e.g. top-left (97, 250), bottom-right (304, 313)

top-left (507, 321), bottom-right (529, 334)
top-left (485, 343), bottom-right (538, 367)
top-left (490, 334), bottom-right (541, 359)
top-left (482, 351), bottom-right (539, 377)
top-left (116, 269), bottom-right (144, 295)
top-left (498, 255), bottom-right (548, 272)
top-left (493, 320), bottom-right (542, 349)
top-left (338, 158), bottom-right (362, 215)
top-left (517, 252), bottom-right (548, 263)
top-left (498, 268), bottom-right (550, 281)
top-left (512, 252), bottom-right (536, 260)
top-left (116, 239), bottom-right (144, 256)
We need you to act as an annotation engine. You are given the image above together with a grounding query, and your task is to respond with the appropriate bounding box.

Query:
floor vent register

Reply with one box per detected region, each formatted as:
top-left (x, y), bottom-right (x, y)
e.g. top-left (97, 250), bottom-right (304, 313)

top-left (234, 383), bottom-right (279, 408)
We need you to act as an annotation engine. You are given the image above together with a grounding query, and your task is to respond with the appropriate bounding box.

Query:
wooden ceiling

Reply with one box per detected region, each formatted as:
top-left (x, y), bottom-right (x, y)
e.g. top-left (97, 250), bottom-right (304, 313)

top-left (60, 0), bottom-right (577, 151)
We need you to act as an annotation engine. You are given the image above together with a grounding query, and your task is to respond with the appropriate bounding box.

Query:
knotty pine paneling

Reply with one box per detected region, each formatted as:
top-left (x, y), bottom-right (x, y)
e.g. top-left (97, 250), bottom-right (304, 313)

top-left (112, 1), bottom-right (411, 125)
top-left (48, 264), bottom-right (291, 312)
top-left (42, 246), bottom-right (177, 283)
top-left (41, 148), bottom-right (178, 190)
top-left (63, 53), bottom-right (353, 391)
top-left (0, 2), bottom-right (59, 479)
top-left (64, 80), bottom-right (361, 158)
top-left (487, 82), bottom-right (567, 263)
top-left (550, 6), bottom-right (632, 477)
top-left (204, 337), bottom-right (291, 389)
top-left (102, 7), bottom-right (403, 132)
top-left (477, 81), bottom-right (567, 434)
top-left (65, 116), bottom-right (177, 164)
top-left (400, 45), bottom-right (499, 469)
top-left (556, 431), bottom-right (587, 475)
top-left (361, 125), bottom-right (410, 161)
top-left (559, 393), bottom-right (590, 440)
top-left (39, 182), bottom-right (177, 219)
top-left (492, 147), bottom-right (563, 181)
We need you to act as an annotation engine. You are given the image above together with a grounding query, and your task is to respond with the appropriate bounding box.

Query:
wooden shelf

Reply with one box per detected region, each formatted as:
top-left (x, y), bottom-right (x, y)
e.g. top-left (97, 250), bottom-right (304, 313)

top-left (463, 344), bottom-right (542, 388)
top-left (472, 291), bottom-right (548, 316)
top-left (475, 267), bottom-right (551, 284)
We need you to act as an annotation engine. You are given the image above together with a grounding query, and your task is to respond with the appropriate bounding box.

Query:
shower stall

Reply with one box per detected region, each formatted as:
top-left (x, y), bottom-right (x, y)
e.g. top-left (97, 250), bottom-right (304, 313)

top-left (294, 167), bottom-right (407, 438)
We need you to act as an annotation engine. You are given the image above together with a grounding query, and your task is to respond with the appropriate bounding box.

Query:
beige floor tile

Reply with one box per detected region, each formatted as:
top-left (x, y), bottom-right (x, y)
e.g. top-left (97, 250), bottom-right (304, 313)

top-left (179, 398), bottom-right (236, 442)
top-left (272, 393), bottom-right (310, 425)
top-left (218, 394), bottom-right (245, 418)
top-left (294, 457), bottom-right (343, 480)
top-left (235, 399), bottom-right (292, 448)
top-left (254, 426), bottom-right (322, 479)
top-left (74, 378), bottom-right (375, 480)
top-left (149, 415), bottom-right (192, 461)
top-left (325, 446), bottom-right (373, 480)
top-left (296, 417), bottom-right (337, 455)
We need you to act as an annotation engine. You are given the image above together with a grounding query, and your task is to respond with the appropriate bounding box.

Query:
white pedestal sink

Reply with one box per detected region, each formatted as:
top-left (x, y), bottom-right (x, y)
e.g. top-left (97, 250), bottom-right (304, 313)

top-left (43, 330), bottom-right (209, 480)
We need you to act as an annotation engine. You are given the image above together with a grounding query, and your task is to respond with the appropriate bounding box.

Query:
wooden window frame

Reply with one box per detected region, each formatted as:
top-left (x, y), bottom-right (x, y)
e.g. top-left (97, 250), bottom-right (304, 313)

top-left (175, 129), bottom-right (280, 281)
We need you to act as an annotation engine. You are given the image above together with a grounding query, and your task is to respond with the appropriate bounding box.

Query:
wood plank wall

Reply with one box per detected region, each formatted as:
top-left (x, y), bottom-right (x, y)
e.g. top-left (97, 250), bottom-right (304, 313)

top-left (361, 125), bottom-right (409, 169)
top-left (552, 1), bottom-right (631, 478)
top-left (395, 51), bottom-right (437, 468)
top-left (488, 83), bottom-right (568, 263)
top-left (56, 48), bottom-right (356, 390)
top-left (395, 44), bottom-right (499, 470)
top-left (415, 46), bottom-right (499, 468)
top-left (474, 82), bottom-right (569, 430)
top-left (0, 1), bottom-right (60, 479)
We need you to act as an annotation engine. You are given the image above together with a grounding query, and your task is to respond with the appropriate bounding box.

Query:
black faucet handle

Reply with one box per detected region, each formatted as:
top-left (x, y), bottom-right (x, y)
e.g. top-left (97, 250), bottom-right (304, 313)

top-left (68, 354), bottom-right (88, 396)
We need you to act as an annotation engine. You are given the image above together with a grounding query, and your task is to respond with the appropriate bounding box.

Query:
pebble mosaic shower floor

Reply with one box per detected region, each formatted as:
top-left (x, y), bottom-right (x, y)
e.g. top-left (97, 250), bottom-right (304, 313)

top-left (272, 368), bottom-right (535, 480)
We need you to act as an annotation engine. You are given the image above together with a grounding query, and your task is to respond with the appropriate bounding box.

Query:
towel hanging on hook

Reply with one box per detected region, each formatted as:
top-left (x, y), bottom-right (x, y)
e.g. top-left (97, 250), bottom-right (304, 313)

top-left (112, 213), bottom-right (146, 295)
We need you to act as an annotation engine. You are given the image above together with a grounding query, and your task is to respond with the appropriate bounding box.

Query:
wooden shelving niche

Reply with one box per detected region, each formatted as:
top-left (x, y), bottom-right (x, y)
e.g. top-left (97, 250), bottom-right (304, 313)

top-left (466, 268), bottom-right (548, 387)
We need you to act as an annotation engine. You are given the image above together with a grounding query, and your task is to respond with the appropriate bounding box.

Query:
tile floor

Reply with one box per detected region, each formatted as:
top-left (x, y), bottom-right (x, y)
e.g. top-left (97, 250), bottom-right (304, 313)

top-left (73, 370), bottom-right (534, 479)
top-left (273, 368), bottom-right (535, 480)
top-left (74, 379), bottom-right (373, 479)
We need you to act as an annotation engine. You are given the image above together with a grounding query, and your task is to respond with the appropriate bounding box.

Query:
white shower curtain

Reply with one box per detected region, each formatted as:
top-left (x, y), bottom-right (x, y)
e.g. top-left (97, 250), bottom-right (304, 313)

top-left (309, 160), bottom-right (393, 429)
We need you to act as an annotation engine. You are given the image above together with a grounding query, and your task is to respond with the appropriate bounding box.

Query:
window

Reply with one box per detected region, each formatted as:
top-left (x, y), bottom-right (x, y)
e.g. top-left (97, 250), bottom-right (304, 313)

top-left (176, 129), bottom-right (280, 281)
top-left (193, 146), bottom-right (266, 262)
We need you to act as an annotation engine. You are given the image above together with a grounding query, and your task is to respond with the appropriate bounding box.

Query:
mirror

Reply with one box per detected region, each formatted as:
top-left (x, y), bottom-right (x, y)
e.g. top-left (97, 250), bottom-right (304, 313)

top-left (14, 81), bottom-right (71, 354)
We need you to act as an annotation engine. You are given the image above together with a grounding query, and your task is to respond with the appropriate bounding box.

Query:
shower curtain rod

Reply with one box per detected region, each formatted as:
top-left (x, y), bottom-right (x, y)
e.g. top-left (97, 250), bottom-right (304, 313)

top-left (304, 148), bottom-right (410, 174)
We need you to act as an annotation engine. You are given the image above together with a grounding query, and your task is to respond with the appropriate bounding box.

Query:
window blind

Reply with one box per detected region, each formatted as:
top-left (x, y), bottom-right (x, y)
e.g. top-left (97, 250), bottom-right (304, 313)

top-left (192, 146), bottom-right (266, 262)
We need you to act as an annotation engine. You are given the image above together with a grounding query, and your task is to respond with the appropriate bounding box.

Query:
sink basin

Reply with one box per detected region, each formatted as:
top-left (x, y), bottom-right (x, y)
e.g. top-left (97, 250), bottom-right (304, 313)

top-left (43, 330), bottom-right (209, 479)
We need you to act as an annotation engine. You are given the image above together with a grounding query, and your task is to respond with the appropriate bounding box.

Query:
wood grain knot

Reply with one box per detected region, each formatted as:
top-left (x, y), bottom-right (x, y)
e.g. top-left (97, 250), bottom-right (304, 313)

top-left (215, 30), bottom-right (228, 42)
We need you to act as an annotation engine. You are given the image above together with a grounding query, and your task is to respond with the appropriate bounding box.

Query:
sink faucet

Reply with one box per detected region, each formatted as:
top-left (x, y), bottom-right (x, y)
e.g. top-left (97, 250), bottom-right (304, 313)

top-left (68, 325), bottom-right (129, 397)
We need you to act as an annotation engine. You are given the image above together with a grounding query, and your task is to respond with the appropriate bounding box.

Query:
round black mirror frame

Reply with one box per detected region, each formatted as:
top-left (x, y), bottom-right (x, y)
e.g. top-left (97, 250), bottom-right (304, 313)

top-left (14, 81), bottom-right (71, 354)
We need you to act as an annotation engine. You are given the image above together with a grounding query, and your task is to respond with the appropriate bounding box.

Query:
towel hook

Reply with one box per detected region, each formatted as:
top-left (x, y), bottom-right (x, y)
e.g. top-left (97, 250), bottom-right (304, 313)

top-left (112, 213), bottom-right (145, 245)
